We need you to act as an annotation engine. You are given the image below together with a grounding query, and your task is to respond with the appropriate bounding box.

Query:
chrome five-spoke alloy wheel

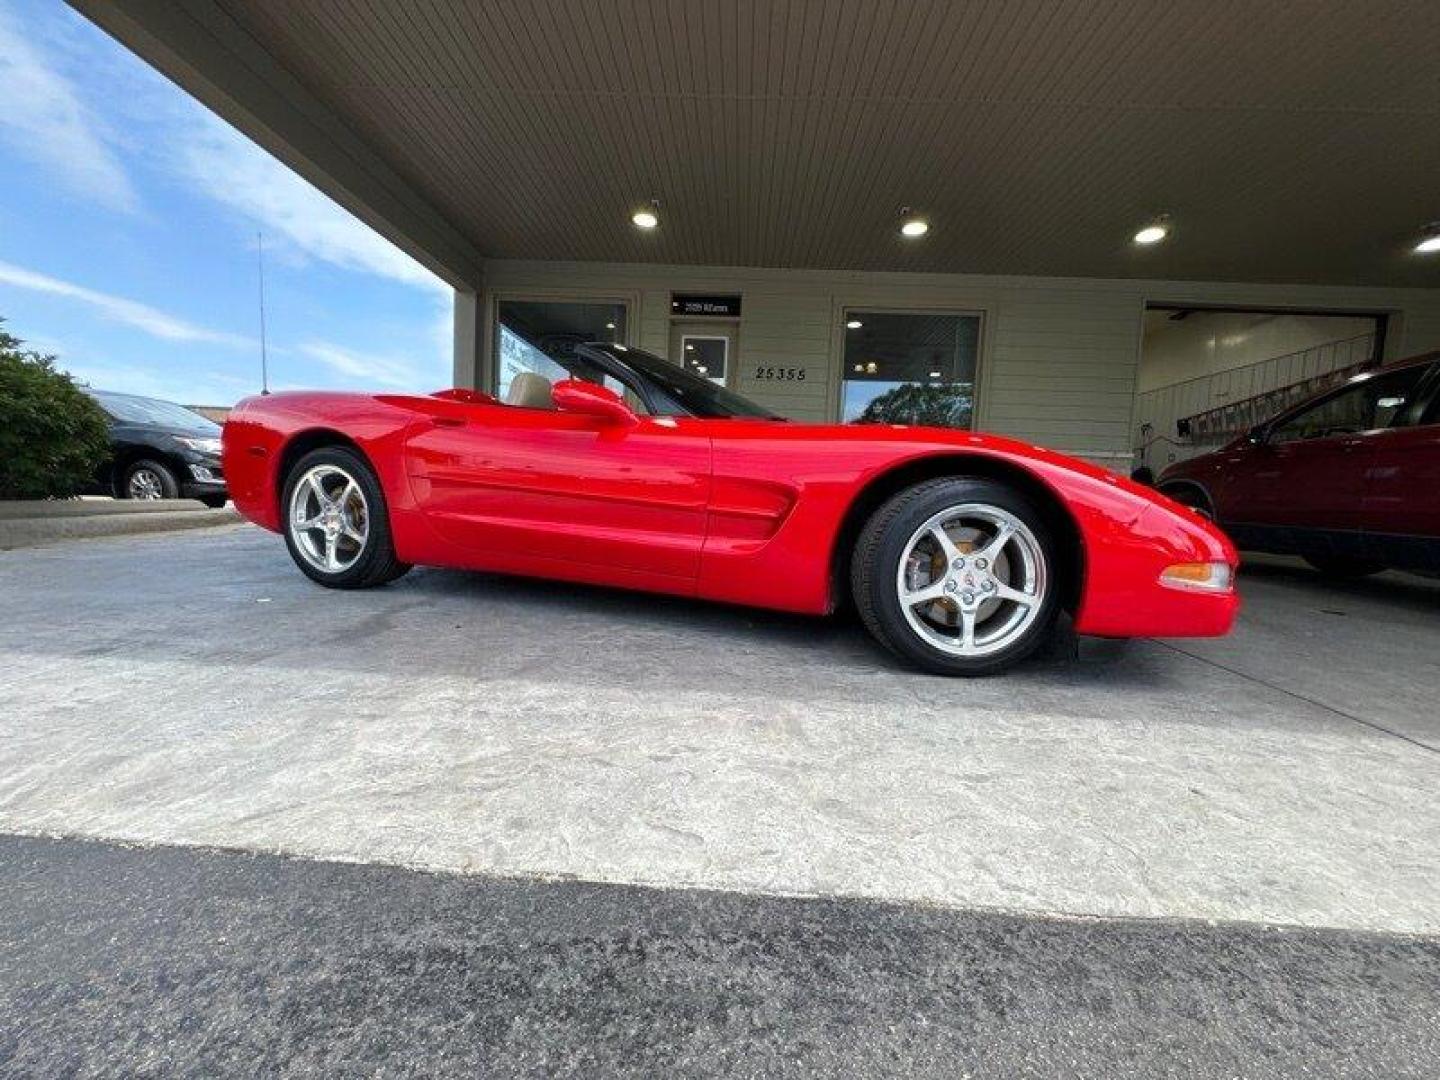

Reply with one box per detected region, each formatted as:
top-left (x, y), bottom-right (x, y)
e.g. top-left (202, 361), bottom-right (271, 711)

top-left (895, 503), bottom-right (1048, 658)
top-left (288, 464), bottom-right (370, 573)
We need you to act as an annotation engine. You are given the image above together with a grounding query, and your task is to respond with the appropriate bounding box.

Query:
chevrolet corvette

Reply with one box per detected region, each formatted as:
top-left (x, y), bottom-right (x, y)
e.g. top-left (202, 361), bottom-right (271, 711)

top-left (222, 342), bottom-right (1238, 675)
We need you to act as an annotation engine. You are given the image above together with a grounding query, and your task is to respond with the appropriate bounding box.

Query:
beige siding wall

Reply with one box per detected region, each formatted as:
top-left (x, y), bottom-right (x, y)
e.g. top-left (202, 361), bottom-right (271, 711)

top-left (477, 260), bottom-right (1440, 471)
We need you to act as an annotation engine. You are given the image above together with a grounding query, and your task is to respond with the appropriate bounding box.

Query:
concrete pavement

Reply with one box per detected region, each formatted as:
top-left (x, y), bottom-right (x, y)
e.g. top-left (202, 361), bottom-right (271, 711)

top-left (1, 526), bottom-right (1436, 932)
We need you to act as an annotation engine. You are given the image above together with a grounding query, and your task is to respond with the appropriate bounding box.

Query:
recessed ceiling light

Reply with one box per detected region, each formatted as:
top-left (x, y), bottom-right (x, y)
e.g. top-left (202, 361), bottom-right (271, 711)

top-left (685, 343), bottom-right (695, 350)
top-left (1134, 215), bottom-right (1171, 245)
top-left (1414, 224), bottom-right (1440, 254)
top-left (605, 322), bottom-right (616, 330)
top-left (928, 371), bottom-right (942, 378)
top-left (631, 210), bottom-right (658, 230)
top-left (846, 319), bottom-right (863, 329)
top-left (900, 218), bottom-right (929, 238)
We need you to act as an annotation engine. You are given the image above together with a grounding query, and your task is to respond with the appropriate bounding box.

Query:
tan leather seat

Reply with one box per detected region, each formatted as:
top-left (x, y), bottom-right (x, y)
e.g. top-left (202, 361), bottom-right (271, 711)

top-left (506, 371), bottom-right (554, 409)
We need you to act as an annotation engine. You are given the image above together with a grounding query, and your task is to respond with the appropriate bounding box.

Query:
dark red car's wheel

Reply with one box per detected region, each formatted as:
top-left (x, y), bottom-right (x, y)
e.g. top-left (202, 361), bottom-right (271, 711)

top-left (1159, 482), bottom-right (1214, 521)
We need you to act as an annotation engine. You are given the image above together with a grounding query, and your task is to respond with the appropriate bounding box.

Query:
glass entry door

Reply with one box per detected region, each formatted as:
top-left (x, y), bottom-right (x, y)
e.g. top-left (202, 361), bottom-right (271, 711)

top-left (669, 323), bottom-right (734, 387)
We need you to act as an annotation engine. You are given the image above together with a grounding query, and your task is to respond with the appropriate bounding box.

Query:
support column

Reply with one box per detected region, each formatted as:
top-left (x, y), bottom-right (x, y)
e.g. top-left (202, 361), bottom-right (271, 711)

top-left (452, 288), bottom-right (484, 390)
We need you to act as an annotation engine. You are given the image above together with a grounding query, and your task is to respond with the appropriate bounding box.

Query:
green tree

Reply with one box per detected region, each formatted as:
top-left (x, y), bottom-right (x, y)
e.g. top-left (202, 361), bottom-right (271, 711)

top-left (0, 319), bottom-right (111, 500)
top-left (858, 382), bottom-right (974, 428)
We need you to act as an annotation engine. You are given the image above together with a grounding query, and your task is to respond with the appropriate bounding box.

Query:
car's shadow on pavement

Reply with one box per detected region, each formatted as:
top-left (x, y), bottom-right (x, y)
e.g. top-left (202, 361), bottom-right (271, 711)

top-left (0, 528), bottom-right (1215, 712)
top-left (387, 562), bottom-right (1146, 687)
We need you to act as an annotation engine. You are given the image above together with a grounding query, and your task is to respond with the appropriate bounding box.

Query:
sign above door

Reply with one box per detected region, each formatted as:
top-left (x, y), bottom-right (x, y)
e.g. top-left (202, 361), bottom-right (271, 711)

top-left (671, 293), bottom-right (742, 318)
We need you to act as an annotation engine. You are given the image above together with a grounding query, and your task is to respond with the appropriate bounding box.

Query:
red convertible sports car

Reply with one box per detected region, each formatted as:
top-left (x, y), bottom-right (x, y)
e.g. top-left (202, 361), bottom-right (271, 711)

top-left (223, 342), bottom-right (1237, 675)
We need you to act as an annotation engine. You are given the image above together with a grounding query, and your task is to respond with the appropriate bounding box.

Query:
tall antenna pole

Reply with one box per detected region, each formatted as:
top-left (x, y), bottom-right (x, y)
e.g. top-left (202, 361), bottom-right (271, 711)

top-left (256, 230), bottom-right (270, 395)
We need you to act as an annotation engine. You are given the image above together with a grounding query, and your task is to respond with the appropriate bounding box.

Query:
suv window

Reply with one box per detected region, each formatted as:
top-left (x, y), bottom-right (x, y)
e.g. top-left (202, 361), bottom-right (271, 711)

top-left (90, 391), bottom-right (220, 433)
top-left (1419, 363), bottom-right (1440, 425)
top-left (1269, 366), bottom-right (1428, 444)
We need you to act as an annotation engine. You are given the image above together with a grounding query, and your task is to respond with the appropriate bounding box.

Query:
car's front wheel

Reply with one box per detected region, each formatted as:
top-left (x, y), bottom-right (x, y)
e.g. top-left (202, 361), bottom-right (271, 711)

top-left (281, 447), bottom-right (410, 588)
top-left (1159, 482), bottom-right (1214, 520)
top-left (852, 478), bottom-right (1062, 675)
top-left (122, 459), bottom-right (179, 500)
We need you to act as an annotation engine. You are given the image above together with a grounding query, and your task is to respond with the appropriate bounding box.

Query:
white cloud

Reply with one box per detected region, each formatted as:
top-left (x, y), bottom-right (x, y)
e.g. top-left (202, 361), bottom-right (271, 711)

top-left (296, 342), bottom-right (424, 389)
top-left (0, 259), bottom-right (250, 347)
top-left (175, 114), bottom-right (448, 295)
top-left (0, 1), bottom-right (138, 213)
top-left (61, 359), bottom-right (254, 407)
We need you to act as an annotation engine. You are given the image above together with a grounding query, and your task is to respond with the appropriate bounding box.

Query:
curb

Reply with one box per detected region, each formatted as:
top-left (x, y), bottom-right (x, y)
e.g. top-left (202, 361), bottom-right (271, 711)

top-left (0, 504), bottom-right (243, 550)
top-left (0, 498), bottom-right (218, 520)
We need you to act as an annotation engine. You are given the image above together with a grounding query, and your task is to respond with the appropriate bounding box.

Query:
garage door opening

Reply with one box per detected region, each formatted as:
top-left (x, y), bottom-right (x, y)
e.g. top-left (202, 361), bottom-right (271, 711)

top-left (1134, 306), bottom-right (1386, 477)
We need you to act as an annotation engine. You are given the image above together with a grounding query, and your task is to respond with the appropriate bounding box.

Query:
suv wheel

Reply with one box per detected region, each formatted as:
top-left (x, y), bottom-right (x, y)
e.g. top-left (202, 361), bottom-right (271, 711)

top-left (1159, 482), bottom-right (1214, 520)
top-left (123, 460), bottom-right (179, 500)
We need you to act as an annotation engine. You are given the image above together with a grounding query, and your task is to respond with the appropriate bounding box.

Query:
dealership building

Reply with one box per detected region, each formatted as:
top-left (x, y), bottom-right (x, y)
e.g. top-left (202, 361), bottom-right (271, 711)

top-left (73, 1), bottom-right (1440, 473)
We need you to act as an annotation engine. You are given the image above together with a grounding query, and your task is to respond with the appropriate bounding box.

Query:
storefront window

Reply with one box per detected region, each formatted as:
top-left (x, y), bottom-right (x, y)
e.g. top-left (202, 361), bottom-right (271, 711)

top-left (842, 311), bottom-right (980, 428)
top-left (496, 300), bottom-right (626, 399)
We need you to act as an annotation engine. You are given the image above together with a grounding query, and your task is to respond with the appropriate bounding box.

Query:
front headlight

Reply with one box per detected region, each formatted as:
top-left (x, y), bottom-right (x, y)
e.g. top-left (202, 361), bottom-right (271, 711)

top-left (176, 436), bottom-right (222, 455)
top-left (1159, 561), bottom-right (1234, 593)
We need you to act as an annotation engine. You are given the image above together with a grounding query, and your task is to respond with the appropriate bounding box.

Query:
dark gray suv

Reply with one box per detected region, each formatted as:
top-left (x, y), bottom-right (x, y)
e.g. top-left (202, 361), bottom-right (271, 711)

top-left (87, 390), bottom-right (228, 508)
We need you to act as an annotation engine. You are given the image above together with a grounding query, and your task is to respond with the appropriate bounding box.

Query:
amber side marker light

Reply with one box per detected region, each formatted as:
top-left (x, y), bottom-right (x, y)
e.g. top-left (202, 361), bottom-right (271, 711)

top-left (1159, 562), bottom-right (1234, 593)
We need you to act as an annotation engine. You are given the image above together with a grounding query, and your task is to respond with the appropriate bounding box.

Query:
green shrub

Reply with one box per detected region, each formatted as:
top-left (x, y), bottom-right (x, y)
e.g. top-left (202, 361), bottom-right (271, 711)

top-left (0, 319), bottom-right (111, 500)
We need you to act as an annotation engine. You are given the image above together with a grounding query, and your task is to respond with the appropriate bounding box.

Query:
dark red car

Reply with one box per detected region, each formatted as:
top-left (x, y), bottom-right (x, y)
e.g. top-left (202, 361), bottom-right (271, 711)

top-left (1158, 352), bottom-right (1440, 577)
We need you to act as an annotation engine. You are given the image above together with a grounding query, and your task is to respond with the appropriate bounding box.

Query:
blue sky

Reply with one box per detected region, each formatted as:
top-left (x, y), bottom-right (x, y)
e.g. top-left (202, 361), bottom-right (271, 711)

top-left (0, 0), bottom-right (451, 405)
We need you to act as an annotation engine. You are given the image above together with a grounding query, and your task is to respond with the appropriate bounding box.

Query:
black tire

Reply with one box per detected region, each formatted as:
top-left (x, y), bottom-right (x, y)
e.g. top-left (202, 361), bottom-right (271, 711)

top-left (121, 459), bottom-right (179, 500)
top-left (851, 477), bottom-right (1063, 676)
top-left (1159, 482), bottom-right (1214, 520)
top-left (198, 493), bottom-right (229, 509)
top-left (1303, 554), bottom-right (1385, 579)
top-left (280, 446), bottom-right (411, 589)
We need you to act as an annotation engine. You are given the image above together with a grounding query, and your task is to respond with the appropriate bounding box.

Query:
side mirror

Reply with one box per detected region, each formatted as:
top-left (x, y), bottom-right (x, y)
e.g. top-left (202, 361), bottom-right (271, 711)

top-left (552, 379), bottom-right (637, 425)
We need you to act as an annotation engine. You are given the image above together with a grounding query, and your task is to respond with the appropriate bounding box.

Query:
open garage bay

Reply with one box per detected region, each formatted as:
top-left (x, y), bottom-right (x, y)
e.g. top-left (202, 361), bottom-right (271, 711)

top-left (1, 525), bottom-right (1436, 935)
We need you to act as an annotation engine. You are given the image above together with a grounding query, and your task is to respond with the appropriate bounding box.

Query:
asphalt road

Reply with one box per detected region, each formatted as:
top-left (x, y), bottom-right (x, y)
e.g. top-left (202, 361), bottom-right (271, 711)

top-left (2, 834), bottom-right (1437, 1079)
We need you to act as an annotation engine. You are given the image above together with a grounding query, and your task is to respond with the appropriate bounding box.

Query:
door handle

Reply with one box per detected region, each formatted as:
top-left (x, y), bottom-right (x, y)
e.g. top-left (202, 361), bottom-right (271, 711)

top-left (430, 415), bottom-right (465, 428)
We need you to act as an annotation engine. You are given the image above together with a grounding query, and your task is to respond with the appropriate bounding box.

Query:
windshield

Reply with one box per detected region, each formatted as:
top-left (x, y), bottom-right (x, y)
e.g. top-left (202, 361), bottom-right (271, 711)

top-left (90, 391), bottom-right (220, 434)
top-left (598, 345), bottom-right (781, 419)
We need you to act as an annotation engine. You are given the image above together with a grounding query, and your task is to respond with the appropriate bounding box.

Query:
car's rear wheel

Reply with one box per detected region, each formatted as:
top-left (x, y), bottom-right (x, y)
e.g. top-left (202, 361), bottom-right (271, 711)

top-left (1303, 554), bottom-right (1385, 579)
top-left (281, 447), bottom-right (410, 588)
top-left (852, 478), bottom-right (1061, 675)
top-left (123, 459), bottom-right (178, 501)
